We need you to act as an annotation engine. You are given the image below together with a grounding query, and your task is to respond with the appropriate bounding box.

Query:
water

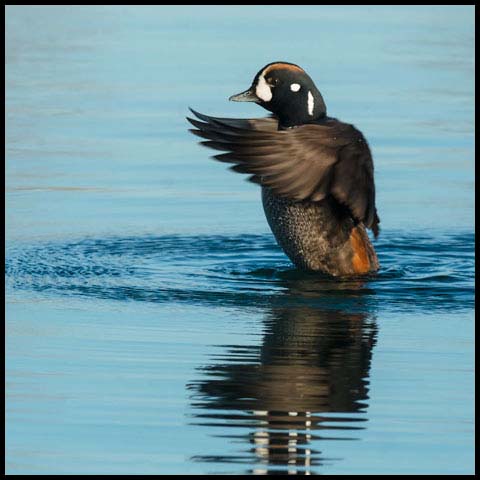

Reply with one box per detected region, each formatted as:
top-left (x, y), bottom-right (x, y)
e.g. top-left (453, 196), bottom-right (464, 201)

top-left (5, 5), bottom-right (474, 475)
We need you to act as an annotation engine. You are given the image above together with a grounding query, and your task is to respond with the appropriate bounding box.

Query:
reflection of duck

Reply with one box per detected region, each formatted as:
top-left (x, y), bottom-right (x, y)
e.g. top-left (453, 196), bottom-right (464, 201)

top-left (188, 275), bottom-right (377, 475)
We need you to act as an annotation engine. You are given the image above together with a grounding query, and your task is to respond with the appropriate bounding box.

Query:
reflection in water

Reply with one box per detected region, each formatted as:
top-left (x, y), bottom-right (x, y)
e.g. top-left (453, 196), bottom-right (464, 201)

top-left (5, 231), bottom-right (473, 473)
top-left (188, 277), bottom-right (377, 475)
top-left (5, 230), bottom-right (474, 474)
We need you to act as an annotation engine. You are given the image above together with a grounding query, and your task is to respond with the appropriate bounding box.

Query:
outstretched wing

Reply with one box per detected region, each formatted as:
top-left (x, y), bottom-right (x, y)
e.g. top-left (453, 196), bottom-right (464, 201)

top-left (187, 108), bottom-right (380, 236)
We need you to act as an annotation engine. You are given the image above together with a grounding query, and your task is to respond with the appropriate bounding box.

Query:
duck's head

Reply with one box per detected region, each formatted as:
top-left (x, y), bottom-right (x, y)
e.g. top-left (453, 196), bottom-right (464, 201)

top-left (229, 61), bottom-right (327, 128)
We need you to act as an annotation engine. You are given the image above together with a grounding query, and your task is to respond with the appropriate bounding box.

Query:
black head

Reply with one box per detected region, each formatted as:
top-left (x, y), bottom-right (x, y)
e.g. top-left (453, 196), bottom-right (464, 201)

top-left (229, 61), bottom-right (327, 128)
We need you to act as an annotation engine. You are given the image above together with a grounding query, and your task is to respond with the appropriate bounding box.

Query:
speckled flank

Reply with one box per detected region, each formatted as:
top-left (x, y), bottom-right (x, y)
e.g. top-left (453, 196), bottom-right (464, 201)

top-left (262, 187), bottom-right (379, 277)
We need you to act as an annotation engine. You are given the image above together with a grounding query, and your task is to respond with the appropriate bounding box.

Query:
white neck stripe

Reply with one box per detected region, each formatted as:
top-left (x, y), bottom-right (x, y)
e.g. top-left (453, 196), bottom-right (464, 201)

top-left (307, 91), bottom-right (314, 116)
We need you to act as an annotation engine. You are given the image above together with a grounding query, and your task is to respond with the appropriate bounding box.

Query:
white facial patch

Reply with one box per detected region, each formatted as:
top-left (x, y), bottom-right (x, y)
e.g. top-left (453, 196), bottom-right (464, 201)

top-left (255, 72), bottom-right (273, 102)
top-left (307, 90), bottom-right (314, 116)
top-left (290, 83), bottom-right (301, 92)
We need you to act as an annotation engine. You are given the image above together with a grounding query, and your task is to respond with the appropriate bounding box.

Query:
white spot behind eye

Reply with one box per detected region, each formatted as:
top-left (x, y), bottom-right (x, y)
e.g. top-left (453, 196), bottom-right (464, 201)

top-left (290, 83), bottom-right (301, 92)
top-left (307, 91), bottom-right (314, 116)
top-left (256, 72), bottom-right (272, 102)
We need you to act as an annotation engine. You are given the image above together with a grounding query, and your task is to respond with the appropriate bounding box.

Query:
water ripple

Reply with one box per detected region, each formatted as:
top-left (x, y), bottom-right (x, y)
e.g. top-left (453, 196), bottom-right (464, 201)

top-left (5, 230), bottom-right (474, 313)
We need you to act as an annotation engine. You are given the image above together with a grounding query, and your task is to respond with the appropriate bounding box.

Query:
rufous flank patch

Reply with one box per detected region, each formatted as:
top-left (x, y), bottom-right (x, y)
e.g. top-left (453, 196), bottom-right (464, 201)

top-left (350, 227), bottom-right (371, 274)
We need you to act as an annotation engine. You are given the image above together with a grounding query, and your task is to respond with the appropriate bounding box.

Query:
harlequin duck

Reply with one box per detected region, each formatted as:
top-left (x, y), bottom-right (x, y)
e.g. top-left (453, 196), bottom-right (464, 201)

top-left (187, 61), bottom-right (380, 277)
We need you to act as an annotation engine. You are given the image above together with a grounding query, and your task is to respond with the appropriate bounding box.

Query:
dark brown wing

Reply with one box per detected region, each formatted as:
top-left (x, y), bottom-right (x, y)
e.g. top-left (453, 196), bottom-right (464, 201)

top-left (187, 108), bottom-right (380, 236)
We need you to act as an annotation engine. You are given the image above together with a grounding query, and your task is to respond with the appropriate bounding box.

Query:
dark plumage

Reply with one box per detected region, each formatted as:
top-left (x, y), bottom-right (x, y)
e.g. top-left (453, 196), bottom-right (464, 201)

top-left (187, 62), bottom-right (380, 277)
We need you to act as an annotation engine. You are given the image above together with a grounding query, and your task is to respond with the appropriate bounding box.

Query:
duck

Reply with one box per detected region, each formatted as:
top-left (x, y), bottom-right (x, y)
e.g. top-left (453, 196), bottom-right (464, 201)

top-left (187, 61), bottom-right (380, 277)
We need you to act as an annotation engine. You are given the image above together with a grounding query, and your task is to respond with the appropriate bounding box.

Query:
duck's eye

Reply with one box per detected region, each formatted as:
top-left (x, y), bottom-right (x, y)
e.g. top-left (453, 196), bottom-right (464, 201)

top-left (268, 77), bottom-right (279, 87)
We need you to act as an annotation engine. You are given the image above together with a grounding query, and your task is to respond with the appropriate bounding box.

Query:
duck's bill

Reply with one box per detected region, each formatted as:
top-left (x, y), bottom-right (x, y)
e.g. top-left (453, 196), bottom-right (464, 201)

top-left (229, 88), bottom-right (259, 102)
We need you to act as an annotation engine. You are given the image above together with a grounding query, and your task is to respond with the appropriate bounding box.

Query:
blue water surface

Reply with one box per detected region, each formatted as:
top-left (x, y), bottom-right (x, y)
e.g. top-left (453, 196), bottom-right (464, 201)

top-left (5, 5), bottom-right (474, 475)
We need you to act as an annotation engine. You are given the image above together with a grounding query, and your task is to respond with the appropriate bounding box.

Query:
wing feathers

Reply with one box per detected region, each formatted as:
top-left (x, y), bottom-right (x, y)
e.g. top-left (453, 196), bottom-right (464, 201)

top-left (188, 109), bottom-right (380, 236)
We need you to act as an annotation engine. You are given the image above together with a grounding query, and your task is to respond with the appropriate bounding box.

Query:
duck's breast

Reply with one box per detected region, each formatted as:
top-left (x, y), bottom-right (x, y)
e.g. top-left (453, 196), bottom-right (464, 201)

top-left (261, 187), bottom-right (378, 276)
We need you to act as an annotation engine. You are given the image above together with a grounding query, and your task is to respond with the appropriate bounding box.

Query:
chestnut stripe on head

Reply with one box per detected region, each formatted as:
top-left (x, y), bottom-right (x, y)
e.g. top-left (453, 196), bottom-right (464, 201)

top-left (263, 62), bottom-right (305, 75)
